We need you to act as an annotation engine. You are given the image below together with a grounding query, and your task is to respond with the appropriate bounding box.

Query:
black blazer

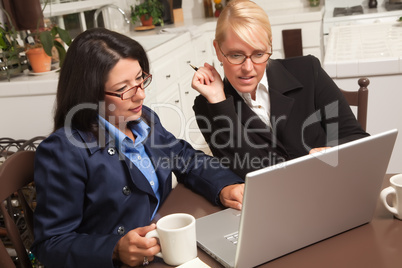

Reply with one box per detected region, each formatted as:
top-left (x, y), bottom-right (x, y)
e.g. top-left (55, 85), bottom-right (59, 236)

top-left (193, 55), bottom-right (369, 179)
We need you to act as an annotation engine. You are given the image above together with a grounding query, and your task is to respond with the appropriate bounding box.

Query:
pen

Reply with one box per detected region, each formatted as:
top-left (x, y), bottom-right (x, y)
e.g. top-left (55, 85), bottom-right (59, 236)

top-left (189, 63), bottom-right (198, 71)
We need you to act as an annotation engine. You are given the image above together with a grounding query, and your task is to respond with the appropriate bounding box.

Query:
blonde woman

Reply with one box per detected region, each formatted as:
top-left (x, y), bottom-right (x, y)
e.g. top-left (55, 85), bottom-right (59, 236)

top-left (191, 0), bottom-right (368, 179)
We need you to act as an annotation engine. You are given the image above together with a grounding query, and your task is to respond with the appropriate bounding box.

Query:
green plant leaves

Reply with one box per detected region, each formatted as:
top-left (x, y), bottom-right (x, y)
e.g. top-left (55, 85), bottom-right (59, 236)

top-left (52, 26), bottom-right (72, 46)
top-left (131, 0), bottom-right (164, 26)
top-left (38, 26), bottom-right (71, 67)
top-left (39, 31), bottom-right (53, 56)
top-left (53, 41), bottom-right (66, 67)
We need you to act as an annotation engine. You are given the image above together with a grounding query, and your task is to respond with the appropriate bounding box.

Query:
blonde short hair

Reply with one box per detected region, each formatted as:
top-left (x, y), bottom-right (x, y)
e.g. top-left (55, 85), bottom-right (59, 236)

top-left (215, 0), bottom-right (272, 49)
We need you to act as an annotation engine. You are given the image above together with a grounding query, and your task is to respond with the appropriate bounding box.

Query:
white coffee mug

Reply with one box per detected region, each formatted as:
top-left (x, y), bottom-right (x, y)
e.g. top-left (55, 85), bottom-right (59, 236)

top-left (145, 213), bottom-right (197, 266)
top-left (380, 174), bottom-right (402, 220)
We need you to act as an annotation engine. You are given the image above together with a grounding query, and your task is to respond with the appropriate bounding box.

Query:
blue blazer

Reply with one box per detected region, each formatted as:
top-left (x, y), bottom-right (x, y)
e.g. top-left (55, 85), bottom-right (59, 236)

top-left (31, 106), bottom-right (243, 268)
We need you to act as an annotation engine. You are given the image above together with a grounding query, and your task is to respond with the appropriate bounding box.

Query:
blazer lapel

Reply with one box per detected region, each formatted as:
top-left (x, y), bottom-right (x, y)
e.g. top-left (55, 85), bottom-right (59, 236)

top-left (266, 59), bottom-right (303, 136)
top-left (123, 156), bottom-right (158, 198)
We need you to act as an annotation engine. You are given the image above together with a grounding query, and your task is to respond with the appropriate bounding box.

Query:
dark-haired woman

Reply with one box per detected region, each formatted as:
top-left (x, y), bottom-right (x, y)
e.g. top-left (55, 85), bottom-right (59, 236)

top-left (31, 28), bottom-right (244, 268)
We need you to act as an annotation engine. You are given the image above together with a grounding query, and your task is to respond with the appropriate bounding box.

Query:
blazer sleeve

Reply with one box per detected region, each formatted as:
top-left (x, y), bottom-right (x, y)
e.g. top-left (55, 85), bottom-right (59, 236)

top-left (309, 56), bottom-right (369, 145)
top-left (31, 134), bottom-right (120, 268)
top-left (143, 106), bottom-right (244, 203)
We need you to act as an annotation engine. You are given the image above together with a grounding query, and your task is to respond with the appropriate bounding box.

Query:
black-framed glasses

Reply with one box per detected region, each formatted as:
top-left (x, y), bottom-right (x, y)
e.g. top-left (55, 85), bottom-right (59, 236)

top-left (105, 72), bottom-right (152, 100)
top-left (219, 46), bottom-right (272, 65)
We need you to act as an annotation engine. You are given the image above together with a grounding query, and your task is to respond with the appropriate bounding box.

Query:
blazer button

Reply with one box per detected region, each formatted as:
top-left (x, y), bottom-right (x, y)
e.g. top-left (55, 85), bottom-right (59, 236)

top-left (117, 226), bottom-right (125, 235)
top-left (107, 147), bottom-right (116, 156)
top-left (122, 186), bottom-right (131, 196)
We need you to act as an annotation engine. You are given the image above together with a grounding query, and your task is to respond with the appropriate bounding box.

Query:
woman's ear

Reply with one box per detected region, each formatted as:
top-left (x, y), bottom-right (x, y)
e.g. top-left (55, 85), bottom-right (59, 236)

top-left (270, 36), bottom-right (273, 50)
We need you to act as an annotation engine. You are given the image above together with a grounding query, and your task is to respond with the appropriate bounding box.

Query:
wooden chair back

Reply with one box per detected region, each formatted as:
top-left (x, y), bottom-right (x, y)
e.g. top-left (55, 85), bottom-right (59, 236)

top-left (0, 150), bottom-right (35, 268)
top-left (282, 28), bottom-right (303, 58)
top-left (280, 30), bottom-right (369, 131)
top-left (339, 77), bottom-right (370, 131)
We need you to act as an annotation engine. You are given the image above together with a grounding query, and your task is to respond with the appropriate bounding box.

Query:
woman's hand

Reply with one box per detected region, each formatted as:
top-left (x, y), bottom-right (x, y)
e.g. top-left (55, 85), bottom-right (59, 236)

top-left (219, 183), bottom-right (244, 210)
top-left (191, 62), bottom-right (226, 104)
top-left (114, 223), bottom-right (160, 267)
top-left (309, 147), bottom-right (331, 154)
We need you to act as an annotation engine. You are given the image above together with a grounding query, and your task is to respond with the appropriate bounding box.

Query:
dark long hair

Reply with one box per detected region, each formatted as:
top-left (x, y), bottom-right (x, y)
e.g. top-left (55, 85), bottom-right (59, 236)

top-left (53, 28), bottom-right (150, 133)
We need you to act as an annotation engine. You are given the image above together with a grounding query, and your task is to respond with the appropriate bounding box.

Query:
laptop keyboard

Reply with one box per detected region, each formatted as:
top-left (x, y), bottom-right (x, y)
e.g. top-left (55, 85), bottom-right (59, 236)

top-left (225, 231), bottom-right (239, 245)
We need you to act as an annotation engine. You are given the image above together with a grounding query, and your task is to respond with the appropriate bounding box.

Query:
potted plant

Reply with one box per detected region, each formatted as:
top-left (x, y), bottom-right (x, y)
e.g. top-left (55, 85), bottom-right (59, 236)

top-left (25, 0), bottom-right (72, 73)
top-left (131, 0), bottom-right (164, 27)
top-left (26, 24), bottom-right (72, 72)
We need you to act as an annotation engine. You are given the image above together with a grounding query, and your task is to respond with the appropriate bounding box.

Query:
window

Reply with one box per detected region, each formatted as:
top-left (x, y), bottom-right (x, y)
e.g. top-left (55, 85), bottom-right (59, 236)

top-left (41, 0), bottom-right (114, 38)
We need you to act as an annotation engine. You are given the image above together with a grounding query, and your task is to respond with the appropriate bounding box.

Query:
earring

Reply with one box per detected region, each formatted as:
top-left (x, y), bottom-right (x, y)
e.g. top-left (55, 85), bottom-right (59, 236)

top-left (220, 62), bottom-right (223, 66)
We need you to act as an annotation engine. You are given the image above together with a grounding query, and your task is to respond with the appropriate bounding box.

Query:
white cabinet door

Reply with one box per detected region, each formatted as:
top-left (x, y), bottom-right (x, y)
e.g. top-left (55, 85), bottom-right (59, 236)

top-left (178, 76), bottom-right (208, 152)
top-left (151, 54), bottom-right (180, 91)
top-left (201, 31), bottom-right (224, 77)
top-left (148, 83), bottom-right (184, 139)
top-left (193, 34), bottom-right (211, 66)
top-left (176, 43), bottom-right (197, 77)
top-left (0, 94), bottom-right (55, 139)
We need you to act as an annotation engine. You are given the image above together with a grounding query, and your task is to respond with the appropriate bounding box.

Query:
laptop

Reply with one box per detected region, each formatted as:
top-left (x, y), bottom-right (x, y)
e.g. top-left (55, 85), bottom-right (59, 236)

top-left (196, 129), bottom-right (398, 268)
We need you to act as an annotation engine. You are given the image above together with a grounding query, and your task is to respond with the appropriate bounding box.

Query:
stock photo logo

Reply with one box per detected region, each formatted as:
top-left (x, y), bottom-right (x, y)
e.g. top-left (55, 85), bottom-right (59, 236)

top-left (302, 101), bottom-right (340, 167)
top-left (62, 100), bottom-right (342, 168)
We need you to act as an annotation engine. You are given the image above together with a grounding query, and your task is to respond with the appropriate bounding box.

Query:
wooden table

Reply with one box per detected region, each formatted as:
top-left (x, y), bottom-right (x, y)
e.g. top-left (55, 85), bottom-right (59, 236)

top-left (149, 174), bottom-right (402, 268)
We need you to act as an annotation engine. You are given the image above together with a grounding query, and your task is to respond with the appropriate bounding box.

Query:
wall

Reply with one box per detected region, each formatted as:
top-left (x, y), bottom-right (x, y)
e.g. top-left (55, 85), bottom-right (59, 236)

top-left (182, 0), bottom-right (204, 20)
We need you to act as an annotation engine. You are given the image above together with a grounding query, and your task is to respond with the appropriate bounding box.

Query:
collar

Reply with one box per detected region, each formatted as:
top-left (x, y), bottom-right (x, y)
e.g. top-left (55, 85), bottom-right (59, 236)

top-left (98, 115), bottom-right (150, 150)
top-left (75, 107), bottom-right (156, 155)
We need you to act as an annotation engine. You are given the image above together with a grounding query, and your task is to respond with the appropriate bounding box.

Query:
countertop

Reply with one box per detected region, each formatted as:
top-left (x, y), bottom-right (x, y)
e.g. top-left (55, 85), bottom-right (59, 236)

top-left (323, 22), bottom-right (402, 78)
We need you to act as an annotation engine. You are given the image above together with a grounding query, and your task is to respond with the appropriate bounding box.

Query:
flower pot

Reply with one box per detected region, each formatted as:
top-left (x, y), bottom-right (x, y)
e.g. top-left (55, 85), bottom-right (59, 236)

top-left (140, 15), bottom-right (153, 26)
top-left (26, 47), bottom-right (52, 73)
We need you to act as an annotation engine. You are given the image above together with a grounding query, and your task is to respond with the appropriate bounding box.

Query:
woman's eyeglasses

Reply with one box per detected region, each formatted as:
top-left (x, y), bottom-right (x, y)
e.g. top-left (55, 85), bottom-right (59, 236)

top-left (105, 72), bottom-right (152, 100)
top-left (219, 46), bottom-right (272, 65)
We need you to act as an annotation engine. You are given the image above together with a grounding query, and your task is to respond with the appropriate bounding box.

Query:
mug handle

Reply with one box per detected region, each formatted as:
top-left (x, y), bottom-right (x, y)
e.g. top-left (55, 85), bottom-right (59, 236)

top-left (145, 229), bottom-right (163, 258)
top-left (380, 186), bottom-right (398, 215)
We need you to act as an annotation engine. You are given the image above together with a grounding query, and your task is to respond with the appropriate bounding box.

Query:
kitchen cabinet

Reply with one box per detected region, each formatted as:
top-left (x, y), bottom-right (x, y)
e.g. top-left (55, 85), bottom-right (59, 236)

top-left (0, 93), bottom-right (55, 138)
top-left (178, 76), bottom-right (209, 152)
top-left (149, 83), bottom-right (183, 139)
top-left (0, 76), bottom-right (58, 139)
top-left (151, 55), bottom-right (179, 91)
top-left (193, 34), bottom-right (211, 66)
top-left (144, 32), bottom-right (209, 151)
top-left (197, 29), bottom-right (224, 77)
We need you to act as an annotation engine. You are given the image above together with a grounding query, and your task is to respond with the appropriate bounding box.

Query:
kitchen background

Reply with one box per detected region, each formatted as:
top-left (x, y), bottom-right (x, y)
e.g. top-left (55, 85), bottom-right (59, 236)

top-left (0, 0), bottom-right (401, 173)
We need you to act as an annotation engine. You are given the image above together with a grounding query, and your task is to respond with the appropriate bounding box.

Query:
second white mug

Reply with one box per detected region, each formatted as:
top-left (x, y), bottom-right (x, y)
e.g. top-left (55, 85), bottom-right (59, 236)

top-left (380, 174), bottom-right (402, 220)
